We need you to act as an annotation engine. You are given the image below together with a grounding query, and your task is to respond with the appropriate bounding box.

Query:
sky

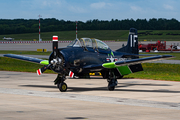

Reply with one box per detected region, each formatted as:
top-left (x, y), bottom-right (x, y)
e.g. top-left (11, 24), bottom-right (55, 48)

top-left (0, 0), bottom-right (179, 22)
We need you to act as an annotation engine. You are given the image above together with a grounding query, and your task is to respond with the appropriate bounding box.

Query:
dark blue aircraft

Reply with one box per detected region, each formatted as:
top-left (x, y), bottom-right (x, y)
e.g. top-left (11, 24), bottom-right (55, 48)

top-left (4, 28), bottom-right (173, 92)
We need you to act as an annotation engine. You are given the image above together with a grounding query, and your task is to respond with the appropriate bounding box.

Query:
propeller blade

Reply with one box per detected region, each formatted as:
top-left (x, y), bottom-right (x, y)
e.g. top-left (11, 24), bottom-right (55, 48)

top-left (37, 65), bottom-right (51, 75)
top-left (69, 71), bottom-right (74, 78)
top-left (52, 36), bottom-right (58, 58)
top-left (37, 69), bottom-right (42, 76)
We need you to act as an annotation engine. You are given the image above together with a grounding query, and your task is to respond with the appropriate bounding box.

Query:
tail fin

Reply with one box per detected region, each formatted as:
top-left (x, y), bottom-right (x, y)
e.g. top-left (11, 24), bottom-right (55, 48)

top-left (116, 28), bottom-right (138, 54)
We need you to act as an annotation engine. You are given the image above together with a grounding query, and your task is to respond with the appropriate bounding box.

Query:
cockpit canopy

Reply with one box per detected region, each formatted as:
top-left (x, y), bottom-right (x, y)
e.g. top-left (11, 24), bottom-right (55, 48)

top-left (68, 38), bottom-right (109, 50)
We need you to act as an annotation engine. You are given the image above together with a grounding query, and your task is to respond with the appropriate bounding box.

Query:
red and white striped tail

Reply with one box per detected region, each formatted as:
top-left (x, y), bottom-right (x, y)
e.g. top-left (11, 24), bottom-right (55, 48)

top-left (53, 36), bottom-right (58, 41)
top-left (69, 71), bottom-right (74, 78)
top-left (37, 69), bottom-right (42, 76)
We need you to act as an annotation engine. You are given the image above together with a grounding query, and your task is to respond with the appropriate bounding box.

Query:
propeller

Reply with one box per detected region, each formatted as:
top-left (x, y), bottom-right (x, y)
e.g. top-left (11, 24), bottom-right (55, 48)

top-left (37, 36), bottom-right (62, 75)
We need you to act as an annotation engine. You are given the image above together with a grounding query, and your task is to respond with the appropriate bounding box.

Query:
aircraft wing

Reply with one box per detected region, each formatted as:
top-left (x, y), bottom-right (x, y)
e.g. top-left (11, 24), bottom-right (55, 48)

top-left (83, 55), bottom-right (174, 70)
top-left (3, 54), bottom-right (49, 65)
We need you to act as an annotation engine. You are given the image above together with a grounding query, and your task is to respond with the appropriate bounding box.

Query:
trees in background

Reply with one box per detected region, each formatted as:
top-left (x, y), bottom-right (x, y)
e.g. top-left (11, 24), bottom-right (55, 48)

top-left (0, 18), bottom-right (180, 35)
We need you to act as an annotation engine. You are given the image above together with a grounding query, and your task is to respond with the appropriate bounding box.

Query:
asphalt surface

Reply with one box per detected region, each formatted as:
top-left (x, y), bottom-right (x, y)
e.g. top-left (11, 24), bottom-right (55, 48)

top-left (0, 71), bottom-right (180, 120)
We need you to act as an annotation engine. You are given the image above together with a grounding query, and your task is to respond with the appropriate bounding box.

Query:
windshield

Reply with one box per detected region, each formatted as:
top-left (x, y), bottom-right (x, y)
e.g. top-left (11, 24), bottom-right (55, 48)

top-left (67, 39), bottom-right (81, 47)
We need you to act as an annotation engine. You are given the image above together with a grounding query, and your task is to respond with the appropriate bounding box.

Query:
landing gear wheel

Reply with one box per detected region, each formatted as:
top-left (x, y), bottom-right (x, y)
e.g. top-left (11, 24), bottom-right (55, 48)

top-left (107, 78), bottom-right (118, 91)
top-left (108, 83), bottom-right (115, 91)
top-left (58, 82), bottom-right (67, 92)
top-left (107, 70), bottom-right (118, 91)
top-left (57, 83), bottom-right (60, 88)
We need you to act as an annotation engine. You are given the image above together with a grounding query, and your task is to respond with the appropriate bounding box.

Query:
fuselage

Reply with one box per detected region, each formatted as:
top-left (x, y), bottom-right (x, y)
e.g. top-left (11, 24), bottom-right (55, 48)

top-left (57, 46), bottom-right (128, 74)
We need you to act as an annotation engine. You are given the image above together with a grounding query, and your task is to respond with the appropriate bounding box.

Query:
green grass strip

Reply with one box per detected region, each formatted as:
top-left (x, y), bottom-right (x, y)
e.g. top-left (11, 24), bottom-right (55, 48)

top-left (1, 30), bottom-right (180, 41)
top-left (125, 63), bottom-right (180, 81)
top-left (0, 57), bottom-right (54, 74)
top-left (0, 50), bottom-right (51, 55)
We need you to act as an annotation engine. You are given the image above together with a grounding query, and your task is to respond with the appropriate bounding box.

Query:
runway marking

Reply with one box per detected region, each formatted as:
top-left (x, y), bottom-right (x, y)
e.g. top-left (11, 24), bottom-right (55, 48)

top-left (0, 87), bottom-right (179, 110)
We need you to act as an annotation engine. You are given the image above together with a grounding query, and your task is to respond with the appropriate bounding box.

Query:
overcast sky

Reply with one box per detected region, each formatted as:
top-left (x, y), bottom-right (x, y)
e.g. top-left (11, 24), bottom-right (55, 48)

top-left (0, 0), bottom-right (179, 22)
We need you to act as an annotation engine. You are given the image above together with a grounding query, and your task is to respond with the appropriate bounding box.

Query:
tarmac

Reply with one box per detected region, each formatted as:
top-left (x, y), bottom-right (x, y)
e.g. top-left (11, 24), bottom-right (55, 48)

top-left (0, 71), bottom-right (180, 120)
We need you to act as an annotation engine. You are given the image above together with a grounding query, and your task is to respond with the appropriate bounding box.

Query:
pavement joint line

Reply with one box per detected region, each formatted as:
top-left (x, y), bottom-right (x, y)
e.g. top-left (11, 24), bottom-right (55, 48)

top-left (0, 87), bottom-right (179, 110)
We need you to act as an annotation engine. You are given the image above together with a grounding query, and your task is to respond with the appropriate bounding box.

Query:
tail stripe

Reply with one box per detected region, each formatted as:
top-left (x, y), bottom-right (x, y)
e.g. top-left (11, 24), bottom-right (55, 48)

top-left (134, 35), bottom-right (137, 47)
top-left (130, 35), bottom-right (132, 47)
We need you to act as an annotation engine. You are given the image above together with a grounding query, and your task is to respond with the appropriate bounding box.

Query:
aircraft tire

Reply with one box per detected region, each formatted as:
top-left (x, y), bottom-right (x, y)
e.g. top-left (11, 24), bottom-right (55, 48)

top-left (57, 83), bottom-right (60, 88)
top-left (108, 83), bottom-right (115, 91)
top-left (57, 81), bottom-right (62, 88)
top-left (59, 82), bottom-right (67, 92)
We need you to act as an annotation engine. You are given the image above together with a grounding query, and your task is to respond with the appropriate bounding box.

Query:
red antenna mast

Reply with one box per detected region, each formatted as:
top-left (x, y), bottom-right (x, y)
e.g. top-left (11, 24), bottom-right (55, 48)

top-left (38, 15), bottom-right (42, 41)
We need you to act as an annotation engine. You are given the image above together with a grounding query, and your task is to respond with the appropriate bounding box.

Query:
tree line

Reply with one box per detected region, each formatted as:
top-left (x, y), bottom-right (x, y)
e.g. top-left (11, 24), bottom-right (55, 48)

top-left (0, 18), bottom-right (180, 35)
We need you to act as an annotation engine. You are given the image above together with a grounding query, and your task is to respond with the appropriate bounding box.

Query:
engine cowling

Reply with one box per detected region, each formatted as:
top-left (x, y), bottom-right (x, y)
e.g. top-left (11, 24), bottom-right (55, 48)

top-left (49, 51), bottom-right (67, 74)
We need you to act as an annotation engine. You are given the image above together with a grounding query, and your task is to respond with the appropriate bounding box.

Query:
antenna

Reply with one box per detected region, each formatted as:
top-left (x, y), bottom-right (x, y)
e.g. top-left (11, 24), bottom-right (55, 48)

top-left (38, 15), bottom-right (42, 41)
top-left (76, 21), bottom-right (78, 39)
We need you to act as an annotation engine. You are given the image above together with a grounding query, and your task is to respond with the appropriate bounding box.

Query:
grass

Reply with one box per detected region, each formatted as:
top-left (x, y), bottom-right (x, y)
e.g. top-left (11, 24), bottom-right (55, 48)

top-left (0, 57), bottom-right (180, 81)
top-left (138, 30), bottom-right (180, 41)
top-left (0, 30), bottom-right (180, 41)
top-left (0, 50), bottom-right (51, 55)
top-left (125, 63), bottom-right (180, 81)
top-left (0, 57), bottom-right (54, 74)
top-left (0, 30), bottom-right (128, 41)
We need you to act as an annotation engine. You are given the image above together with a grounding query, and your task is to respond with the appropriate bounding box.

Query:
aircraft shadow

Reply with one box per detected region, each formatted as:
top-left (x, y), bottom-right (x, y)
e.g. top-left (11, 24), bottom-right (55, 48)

top-left (20, 84), bottom-right (180, 93)
top-left (119, 83), bottom-right (171, 87)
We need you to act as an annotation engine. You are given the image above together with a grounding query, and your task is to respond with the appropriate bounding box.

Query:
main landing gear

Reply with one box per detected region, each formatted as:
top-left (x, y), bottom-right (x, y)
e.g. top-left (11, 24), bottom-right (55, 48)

top-left (107, 70), bottom-right (118, 91)
top-left (54, 74), bottom-right (67, 92)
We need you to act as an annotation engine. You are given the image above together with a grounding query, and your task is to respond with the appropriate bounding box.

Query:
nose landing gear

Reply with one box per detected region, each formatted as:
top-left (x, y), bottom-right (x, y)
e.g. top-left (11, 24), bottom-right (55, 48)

top-left (54, 74), bottom-right (67, 92)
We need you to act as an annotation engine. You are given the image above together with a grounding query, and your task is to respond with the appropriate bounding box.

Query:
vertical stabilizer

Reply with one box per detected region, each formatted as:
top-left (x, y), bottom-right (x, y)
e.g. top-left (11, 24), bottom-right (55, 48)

top-left (116, 28), bottom-right (138, 54)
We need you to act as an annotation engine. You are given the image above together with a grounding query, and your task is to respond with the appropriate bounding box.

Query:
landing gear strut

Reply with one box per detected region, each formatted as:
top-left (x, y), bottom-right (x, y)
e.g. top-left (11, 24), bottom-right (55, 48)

top-left (107, 70), bottom-right (118, 91)
top-left (54, 74), bottom-right (67, 92)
